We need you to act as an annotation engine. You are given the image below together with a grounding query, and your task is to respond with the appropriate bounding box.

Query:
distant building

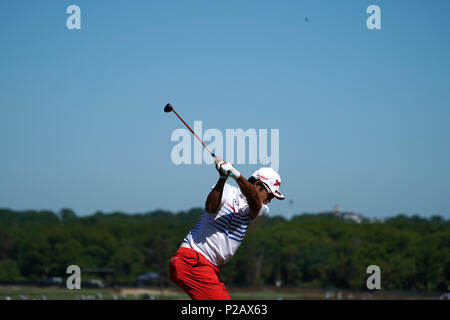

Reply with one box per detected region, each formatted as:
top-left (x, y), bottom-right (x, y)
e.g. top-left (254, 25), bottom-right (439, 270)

top-left (288, 200), bottom-right (294, 220)
top-left (333, 204), bottom-right (341, 213)
top-left (137, 272), bottom-right (161, 288)
top-left (371, 217), bottom-right (386, 223)
top-left (43, 277), bottom-right (64, 286)
top-left (326, 205), bottom-right (366, 223)
top-left (340, 212), bottom-right (364, 223)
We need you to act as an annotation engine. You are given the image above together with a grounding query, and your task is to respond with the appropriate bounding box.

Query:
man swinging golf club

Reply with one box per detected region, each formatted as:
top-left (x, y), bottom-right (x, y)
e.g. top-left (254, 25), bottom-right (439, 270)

top-left (165, 104), bottom-right (285, 300)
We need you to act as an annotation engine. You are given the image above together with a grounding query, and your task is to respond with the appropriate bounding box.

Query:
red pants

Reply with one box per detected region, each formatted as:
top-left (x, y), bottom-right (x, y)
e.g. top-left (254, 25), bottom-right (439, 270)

top-left (169, 247), bottom-right (231, 300)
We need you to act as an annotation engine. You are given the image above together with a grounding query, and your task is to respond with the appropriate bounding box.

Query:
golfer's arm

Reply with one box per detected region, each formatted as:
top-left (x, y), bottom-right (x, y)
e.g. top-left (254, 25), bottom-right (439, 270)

top-left (205, 178), bottom-right (226, 214)
top-left (236, 176), bottom-right (261, 219)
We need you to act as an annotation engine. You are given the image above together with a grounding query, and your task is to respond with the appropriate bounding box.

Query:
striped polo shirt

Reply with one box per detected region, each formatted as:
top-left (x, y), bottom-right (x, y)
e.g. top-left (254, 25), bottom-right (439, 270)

top-left (183, 183), bottom-right (269, 267)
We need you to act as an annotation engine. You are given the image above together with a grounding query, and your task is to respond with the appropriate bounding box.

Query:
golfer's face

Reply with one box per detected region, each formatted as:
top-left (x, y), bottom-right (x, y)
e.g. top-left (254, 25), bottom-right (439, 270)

top-left (261, 183), bottom-right (274, 204)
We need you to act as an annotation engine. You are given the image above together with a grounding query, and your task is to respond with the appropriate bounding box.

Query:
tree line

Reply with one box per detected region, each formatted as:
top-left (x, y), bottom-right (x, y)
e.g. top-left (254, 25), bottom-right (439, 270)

top-left (0, 208), bottom-right (448, 293)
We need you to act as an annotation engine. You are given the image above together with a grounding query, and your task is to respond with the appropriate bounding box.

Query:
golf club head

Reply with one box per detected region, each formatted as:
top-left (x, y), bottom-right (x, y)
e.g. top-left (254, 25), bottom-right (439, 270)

top-left (164, 103), bottom-right (173, 113)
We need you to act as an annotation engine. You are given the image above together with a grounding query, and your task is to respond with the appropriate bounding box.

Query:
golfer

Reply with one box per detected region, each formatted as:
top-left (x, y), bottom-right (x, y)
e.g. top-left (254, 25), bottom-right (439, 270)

top-left (169, 158), bottom-right (285, 300)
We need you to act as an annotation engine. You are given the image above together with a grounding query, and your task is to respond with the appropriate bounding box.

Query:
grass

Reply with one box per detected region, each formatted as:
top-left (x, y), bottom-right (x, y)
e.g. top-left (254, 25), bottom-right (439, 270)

top-left (0, 285), bottom-right (441, 300)
top-left (0, 286), bottom-right (117, 300)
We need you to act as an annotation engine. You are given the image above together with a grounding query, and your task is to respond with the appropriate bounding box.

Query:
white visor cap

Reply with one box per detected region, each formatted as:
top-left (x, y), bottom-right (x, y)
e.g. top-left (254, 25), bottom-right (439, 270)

top-left (251, 167), bottom-right (285, 200)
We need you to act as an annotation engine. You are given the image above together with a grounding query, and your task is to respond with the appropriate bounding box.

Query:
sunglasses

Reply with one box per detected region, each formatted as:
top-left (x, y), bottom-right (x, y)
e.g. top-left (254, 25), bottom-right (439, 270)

top-left (261, 182), bottom-right (275, 198)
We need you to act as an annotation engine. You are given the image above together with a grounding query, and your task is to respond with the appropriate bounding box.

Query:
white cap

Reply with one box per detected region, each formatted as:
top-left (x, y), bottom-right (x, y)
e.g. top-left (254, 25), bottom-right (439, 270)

top-left (251, 167), bottom-right (285, 200)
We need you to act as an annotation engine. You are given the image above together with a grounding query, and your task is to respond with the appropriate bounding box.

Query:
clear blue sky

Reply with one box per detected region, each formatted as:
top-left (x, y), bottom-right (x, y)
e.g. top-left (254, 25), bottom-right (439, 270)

top-left (1, 0), bottom-right (449, 218)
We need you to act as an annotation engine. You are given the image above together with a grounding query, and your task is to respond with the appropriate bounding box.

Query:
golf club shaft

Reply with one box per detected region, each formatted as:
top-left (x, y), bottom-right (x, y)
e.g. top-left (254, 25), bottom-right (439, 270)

top-left (171, 108), bottom-right (216, 158)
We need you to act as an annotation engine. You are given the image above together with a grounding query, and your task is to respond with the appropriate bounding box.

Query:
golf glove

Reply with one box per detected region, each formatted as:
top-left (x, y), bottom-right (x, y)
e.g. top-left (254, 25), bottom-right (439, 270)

top-left (218, 162), bottom-right (241, 180)
top-left (214, 157), bottom-right (225, 168)
top-left (214, 157), bottom-right (228, 180)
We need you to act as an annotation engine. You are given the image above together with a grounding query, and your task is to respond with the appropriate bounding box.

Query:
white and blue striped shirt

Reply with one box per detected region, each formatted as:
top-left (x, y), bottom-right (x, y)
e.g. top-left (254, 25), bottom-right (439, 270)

top-left (183, 183), bottom-right (269, 267)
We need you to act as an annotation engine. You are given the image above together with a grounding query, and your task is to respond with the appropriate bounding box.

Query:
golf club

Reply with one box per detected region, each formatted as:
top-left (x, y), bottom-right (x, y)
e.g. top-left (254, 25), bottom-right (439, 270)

top-left (164, 103), bottom-right (216, 158)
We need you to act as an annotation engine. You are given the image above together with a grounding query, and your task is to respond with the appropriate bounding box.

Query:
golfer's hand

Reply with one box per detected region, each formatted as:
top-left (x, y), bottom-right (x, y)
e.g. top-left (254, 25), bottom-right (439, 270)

top-left (215, 158), bottom-right (241, 180)
top-left (214, 157), bottom-right (228, 179)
